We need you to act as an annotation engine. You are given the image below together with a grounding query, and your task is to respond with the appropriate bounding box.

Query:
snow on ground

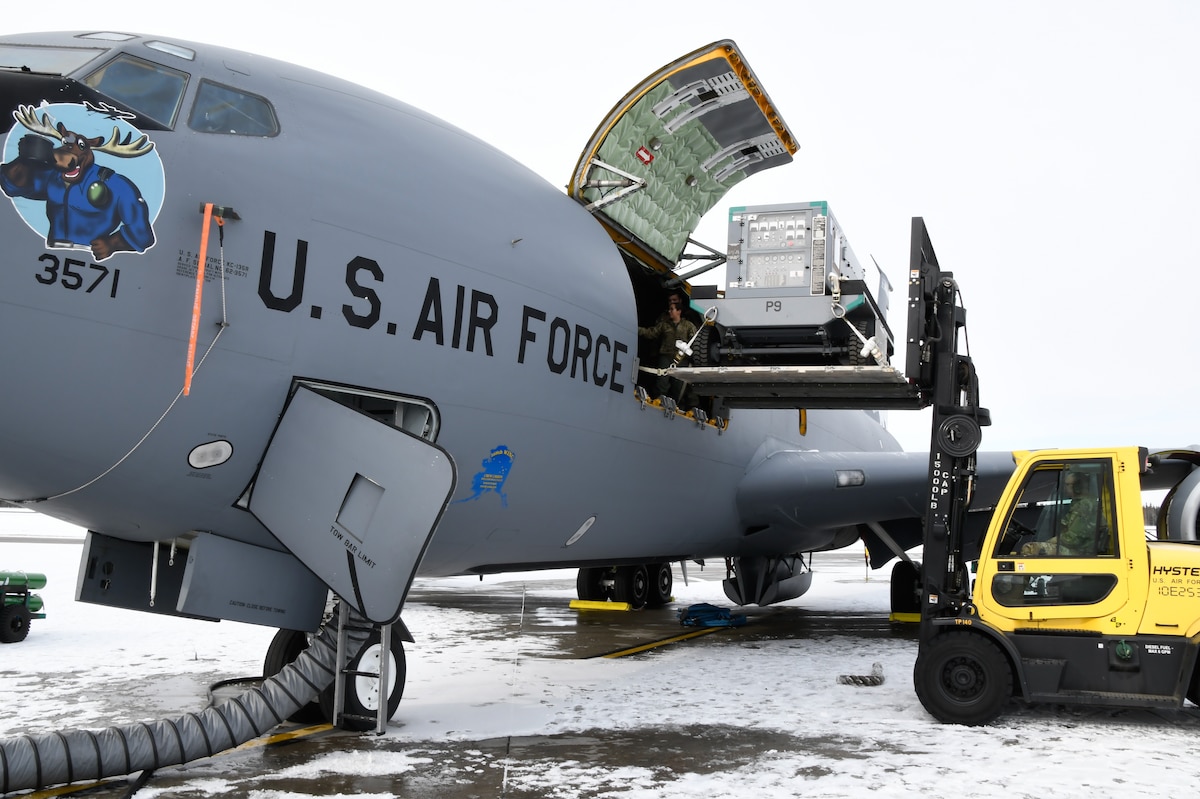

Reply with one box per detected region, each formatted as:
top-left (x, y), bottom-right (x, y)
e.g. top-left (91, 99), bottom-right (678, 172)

top-left (3, 508), bottom-right (1200, 797)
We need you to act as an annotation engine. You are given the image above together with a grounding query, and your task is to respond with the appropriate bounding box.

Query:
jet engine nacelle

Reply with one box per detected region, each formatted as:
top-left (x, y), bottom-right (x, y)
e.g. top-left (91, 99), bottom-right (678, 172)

top-left (722, 554), bottom-right (812, 606)
top-left (1160, 462), bottom-right (1200, 542)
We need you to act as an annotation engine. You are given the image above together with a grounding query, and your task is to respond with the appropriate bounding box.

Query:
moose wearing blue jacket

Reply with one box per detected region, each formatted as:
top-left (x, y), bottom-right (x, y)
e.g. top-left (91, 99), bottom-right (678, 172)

top-left (1, 105), bottom-right (155, 260)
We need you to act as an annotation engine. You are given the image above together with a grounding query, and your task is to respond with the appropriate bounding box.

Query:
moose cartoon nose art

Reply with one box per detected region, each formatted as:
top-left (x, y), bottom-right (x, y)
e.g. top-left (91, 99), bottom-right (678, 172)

top-left (1, 103), bottom-right (162, 260)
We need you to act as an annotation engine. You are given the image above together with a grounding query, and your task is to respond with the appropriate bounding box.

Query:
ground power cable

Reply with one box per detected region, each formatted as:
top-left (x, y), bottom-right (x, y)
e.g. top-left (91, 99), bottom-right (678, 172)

top-left (0, 604), bottom-right (369, 795)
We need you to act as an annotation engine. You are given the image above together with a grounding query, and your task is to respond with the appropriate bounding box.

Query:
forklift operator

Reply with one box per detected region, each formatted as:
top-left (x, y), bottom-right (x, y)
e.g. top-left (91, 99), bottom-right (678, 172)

top-left (1021, 470), bottom-right (1099, 557)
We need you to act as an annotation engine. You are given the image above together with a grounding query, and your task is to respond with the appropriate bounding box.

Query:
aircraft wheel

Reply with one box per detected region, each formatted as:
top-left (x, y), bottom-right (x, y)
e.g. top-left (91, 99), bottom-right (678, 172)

top-left (320, 630), bottom-right (406, 731)
top-left (914, 630), bottom-right (1012, 725)
top-left (613, 564), bottom-right (649, 609)
top-left (645, 562), bottom-right (673, 607)
top-left (890, 560), bottom-right (921, 616)
top-left (263, 629), bottom-right (326, 723)
top-left (576, 567), bottom-right (608, 602)
top-left (0, 604), bottom-right (31, 643)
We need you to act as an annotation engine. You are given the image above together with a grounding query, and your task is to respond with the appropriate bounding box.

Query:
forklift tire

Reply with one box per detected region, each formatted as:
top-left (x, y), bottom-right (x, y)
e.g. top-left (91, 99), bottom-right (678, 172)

top-left (0, 604), bottom-right (31, 643)
top-left (1187, 663), bottom-right (1200, 707)
top-left (890, 560), bottom-right (921, 616)
top-left (914, 630), bottom-right (1013, 725)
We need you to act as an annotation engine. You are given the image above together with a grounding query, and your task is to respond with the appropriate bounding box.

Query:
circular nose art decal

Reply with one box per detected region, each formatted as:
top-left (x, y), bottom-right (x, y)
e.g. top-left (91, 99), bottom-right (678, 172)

top-left (1, 102), bottom-right (165, 261)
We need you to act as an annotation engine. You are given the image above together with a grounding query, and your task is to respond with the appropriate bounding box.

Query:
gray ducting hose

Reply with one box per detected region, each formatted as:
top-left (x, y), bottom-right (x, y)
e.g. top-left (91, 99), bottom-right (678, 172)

top-left (0, 604), bottom-right (370, 795)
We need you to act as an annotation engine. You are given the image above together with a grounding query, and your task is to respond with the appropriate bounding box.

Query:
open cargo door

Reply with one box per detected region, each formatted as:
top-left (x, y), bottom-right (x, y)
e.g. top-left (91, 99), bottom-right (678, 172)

top-left (569, 39), bottom-right (797, 273)
top-left (248, 386), bottom-right (456, 625)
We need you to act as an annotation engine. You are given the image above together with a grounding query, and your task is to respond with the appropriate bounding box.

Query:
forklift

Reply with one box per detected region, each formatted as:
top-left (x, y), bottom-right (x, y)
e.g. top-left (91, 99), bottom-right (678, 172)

top-left (906, 225), bottom-right (1200, 725)
top-left (670, 210), bottom-right (1200, 724)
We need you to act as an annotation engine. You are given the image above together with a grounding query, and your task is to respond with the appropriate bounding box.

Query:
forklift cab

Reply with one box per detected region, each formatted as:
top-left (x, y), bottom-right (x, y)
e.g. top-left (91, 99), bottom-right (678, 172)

top-left (981, 456), bottom-right (1127, 622)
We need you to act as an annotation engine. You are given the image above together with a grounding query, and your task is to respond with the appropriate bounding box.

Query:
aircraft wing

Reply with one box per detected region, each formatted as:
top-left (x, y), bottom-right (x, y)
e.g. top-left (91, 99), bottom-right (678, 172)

top-left (735, 449), bottom-right (1017, 569)
top-left (568, 40), bottom-right (797, 273)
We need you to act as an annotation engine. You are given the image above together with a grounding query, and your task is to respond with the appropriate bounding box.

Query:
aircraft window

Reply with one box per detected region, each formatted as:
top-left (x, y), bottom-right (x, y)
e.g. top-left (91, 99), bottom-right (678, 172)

top-left (77, 32), bottom-right (138, 42)
top-left (0, 44), bottom-right (107, 75)
top-left (189, 80), bottom-right (279, 136)
top-left (83, 54), bottom-right (188, 127)
top-left (145, 41), bottom-right (196, 61)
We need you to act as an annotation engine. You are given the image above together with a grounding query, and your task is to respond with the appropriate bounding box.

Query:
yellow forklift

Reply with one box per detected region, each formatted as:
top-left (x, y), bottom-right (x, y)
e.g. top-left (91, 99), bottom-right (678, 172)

top-left (914, 444), bottom-right (1200, 724)
top-left (904, 225), bottom-right (1200, 724)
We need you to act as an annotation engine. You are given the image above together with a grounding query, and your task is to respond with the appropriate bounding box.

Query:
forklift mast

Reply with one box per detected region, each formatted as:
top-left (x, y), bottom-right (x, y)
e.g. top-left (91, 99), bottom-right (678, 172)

top-left (668, 213), bottom-right (992, 623)
top-left (906, 218), bottom-right (991, 643)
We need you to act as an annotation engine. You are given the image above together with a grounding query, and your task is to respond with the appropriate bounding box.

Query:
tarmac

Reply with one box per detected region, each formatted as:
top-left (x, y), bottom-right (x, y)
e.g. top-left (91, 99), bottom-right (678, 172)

top-left (15, 551), bottom-right (916, 798)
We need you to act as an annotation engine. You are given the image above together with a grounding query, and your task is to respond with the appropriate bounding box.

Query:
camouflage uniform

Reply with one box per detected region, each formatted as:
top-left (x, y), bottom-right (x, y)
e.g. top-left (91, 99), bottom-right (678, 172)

top-left (1021, 495), bottom-right (1099, 557)
top-left (638, 315), bottom-right (697, 401)
top-left (1056, 496), bottom-right (1098, 556)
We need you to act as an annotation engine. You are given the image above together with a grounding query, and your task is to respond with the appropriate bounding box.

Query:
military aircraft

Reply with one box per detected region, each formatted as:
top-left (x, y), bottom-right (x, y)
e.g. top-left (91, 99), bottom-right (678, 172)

top-left (0, 31), bottom-right (1009, 736)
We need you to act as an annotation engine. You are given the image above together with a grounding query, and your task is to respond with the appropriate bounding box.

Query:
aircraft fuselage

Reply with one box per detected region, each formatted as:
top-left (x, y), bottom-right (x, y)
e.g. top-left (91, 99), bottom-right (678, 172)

top-left (0, 31), bottom-right (902, 601)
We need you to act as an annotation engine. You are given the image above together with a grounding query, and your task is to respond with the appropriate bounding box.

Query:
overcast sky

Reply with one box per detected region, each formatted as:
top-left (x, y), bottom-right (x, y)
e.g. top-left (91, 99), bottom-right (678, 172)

top-left (6, 1), bottom-right (1198, 453)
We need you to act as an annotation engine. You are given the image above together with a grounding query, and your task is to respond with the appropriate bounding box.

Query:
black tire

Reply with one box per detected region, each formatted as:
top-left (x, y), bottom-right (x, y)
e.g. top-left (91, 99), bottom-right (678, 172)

top-left (645, 562), bottom-right (673, 607)
top-left (0, 604), bottom-right (31, 644)
top-left (576, 567), bottom-right (608, 602)
top-left (613, 564), bottom-right (649, 609)
top-left (1187, 662), bottom-right (1200, 707)
top-left (693, 325), bottom-right (715, 366)
top-left (320, 630), bottom-right (406, 731)
top-left (914, 630), bottom-right (1013, 725)
top-left (263, 629), bottom-right (326, 724)
top-left (846, 321), bottom-right (869, 366)
top-left (890, 560), bottom-right (921, 616)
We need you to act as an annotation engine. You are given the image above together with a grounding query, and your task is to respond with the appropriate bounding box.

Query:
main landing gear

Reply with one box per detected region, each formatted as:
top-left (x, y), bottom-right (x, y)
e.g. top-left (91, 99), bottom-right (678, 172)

top-left (575, 563), bottom-right (674, 609)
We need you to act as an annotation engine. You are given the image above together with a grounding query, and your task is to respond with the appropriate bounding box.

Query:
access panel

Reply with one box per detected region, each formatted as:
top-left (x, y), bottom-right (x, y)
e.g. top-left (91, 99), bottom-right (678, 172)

top-left (248, 386), bottom-right (456, 624)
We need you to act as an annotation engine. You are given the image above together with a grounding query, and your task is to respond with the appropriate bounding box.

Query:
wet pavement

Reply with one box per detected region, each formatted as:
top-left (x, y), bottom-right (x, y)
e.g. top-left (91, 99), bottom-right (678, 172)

top-left (13, 552), bottom-right (922, 798)
top-left (64, 724), bottom-right (903, 798)
top-left (11, 524), bottom-right (1200, 797)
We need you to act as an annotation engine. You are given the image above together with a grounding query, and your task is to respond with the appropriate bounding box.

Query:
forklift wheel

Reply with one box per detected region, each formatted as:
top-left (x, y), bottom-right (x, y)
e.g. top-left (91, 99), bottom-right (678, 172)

top-left (1188, 663), bottom-right (1200, 708)
top-left (914, 630), bottom-right (1012, 725)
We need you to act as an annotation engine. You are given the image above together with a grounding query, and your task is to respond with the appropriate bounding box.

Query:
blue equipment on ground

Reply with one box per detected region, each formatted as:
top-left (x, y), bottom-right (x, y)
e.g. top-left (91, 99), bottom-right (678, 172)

top-left (677, 603), bottom-right (747, 628)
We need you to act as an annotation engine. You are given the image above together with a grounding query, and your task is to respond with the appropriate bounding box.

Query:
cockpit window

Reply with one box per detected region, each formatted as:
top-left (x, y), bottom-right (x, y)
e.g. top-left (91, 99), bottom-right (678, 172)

top-left (0, 45), bottom-right (107, 75)
top-left (188, 80), bottom-right (279, 136)
top-left (82, 54), bottom-right (188, 127)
